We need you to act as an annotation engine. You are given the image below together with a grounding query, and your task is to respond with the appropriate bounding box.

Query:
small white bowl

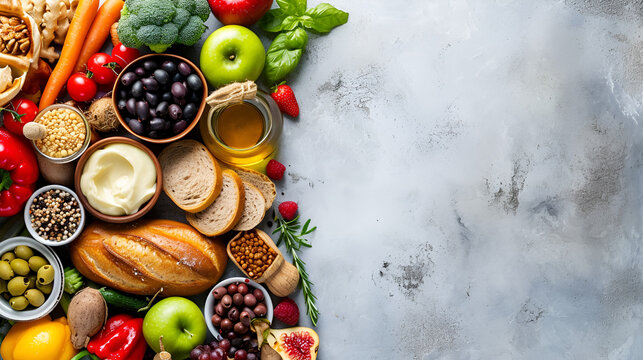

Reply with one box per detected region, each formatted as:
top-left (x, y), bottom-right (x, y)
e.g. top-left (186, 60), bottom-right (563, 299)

top-left (0, 237), bottom-right (64, 321)
top-left (204, 277), bottom-right (273, 340)
top-left (24, 184), bottom-right (85, 246)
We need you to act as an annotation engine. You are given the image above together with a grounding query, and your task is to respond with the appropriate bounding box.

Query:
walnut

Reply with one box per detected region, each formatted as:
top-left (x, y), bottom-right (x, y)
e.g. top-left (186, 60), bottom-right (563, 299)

top-left (0, 15), bottom-right (30, 56)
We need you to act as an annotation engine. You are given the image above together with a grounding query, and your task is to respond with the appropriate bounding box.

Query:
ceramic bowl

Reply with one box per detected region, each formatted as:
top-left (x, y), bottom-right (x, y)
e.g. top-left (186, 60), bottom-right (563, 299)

top-left (23, 184), bottom-right (85, 246)
top-left (73, 137), bottom-right (163, 223)
top-left (204, 277), bottom-right (273, 340)
top-left (112, 53), bottom-right (208, 143)
top-left (0, 237), bottom-right (64, 321)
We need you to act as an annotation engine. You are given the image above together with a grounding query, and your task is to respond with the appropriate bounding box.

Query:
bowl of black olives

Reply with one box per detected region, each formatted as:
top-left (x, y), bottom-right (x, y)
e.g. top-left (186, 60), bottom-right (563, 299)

top-left (0, 237), bottom-right (64, 321)
top-left (112, 54), bottom-right (208, 143)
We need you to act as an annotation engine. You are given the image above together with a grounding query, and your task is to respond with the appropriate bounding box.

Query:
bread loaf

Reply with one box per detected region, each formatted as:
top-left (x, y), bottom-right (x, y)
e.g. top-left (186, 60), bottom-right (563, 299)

top-left (70, 219), bottom-right (228, 296)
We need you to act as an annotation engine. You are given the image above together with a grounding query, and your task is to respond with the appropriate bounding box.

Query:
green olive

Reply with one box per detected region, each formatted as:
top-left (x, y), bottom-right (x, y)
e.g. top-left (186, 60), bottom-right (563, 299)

top-left (24, 289), bottom-right (45, 307)
top-left (1, 252), bottom-right (15, 262)
top-left (7, 276), bottom-right (29, 296)
top-left (9, 296), bottom-right (29, 310)
top-left (0, 279), bottom-right (6, 293)
top-left (10, 259), bottom-right (30, 276)
top-left (14, 246), bottom-right (33, 260)
top-left (0, 261), bottom-right (14, 280)
top-left (26, 274), bottom-right (36, 289)
top-left (36, 282), bottom-right (52, 295)
top-left (37, 265), bottom-right (55, 285)
top-left (28, 256), bottom-right (48, 272)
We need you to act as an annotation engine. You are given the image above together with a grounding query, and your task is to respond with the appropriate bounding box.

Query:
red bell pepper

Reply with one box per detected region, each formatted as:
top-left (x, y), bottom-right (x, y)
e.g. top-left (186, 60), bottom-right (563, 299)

top-left (0, 127), bottom-right (38, 216)
top-left (87, 314), bottom-right (147, 360)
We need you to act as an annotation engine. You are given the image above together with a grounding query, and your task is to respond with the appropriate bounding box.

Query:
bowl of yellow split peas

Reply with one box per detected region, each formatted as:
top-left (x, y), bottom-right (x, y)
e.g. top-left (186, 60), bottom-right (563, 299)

top-left (0, 237), bottom-right (63, 321)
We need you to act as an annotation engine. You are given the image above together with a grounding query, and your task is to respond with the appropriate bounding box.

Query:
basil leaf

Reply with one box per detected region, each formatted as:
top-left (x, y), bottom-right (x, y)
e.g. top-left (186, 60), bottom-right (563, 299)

top-left (277, 0), bottom-right (307, 16)
top-left (264, 28), bottom-right (309, 84)
top-left (259, 9), bottom-right (289, 32)
top-left (305, 3), bottom-right (349, 33)
top-left (282, 15), bottom-right (301, 30)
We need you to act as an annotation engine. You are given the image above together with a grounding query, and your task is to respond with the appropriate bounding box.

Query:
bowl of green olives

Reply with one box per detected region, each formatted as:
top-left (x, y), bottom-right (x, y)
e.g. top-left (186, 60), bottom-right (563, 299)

top-left (0, 237), bottom-right (64, 321)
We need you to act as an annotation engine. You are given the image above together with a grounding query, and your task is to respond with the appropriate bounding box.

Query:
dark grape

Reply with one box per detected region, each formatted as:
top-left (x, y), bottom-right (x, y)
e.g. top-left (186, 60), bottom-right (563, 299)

top-left (120, 72), bottom-right (137, 86)
top-left (171, 82), bottom-right (186, 98)
top-left (126, 98), bottom-right (137, 115)
top-left (143, 60), bottom-right (158, 72)
top-left (128, 119), bottom-right (144, 134)
top-left (145, 92), bottom-right (159, 106)
top-left (136, 101), bottom-right (149, 120)
top-left (183, 103), bottom-right (197, 120)
top-left (234, 349), bottom-right (247, 360)
top-left (134, 67), bottom-right (145, 77)
top-left (228, 347), bottom-right (236, 358)
top-left (162, 61), bottom-right (177, 74)
top-left (150, 118), bottom-right (165, 131)
top-left (190, 347), bottom-right (204, 360)
top-left (209, 341), bottom-right (219, 349)
top-left (153, 69), bottom-right (170, 84)
top-left (198, 353), bottom-right (209, 360)
top-left (219, 338), bottom-right (231, 351)
top-left (231, 337), bottom-right (242, 348)
top-left (178, 62), bottom-right (191, 76)
top-left (186, 74), bottom-right (202, 91)
top-left (131, 81), bottom-right (144, 98)
top-left (142, 77), bottom-right (159, 91)
top-left (172, 120), bottom-right (187, 134)
top-left (168, 104), bottom-right (182, 120)
top-left (246, 354), bottom-right (257, 360)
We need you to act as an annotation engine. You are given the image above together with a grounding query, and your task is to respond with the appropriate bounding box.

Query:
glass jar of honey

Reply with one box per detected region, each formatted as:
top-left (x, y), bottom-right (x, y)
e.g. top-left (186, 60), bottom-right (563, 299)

top-left (200, 90), bottom-right (283, 167)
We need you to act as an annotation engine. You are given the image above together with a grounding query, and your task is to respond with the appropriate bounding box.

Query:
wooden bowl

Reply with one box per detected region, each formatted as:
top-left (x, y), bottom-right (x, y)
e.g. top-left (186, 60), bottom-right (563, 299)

top-left (73, 137), bottom-right (162, 223)
top-left (227, 229), bottom-right (299, 297)
top-left (112, 53), bottom-right (207, 143)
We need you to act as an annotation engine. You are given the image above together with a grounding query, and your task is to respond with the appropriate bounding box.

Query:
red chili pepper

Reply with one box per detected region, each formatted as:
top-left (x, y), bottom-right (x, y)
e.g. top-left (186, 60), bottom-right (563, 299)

top-left (0, 127), bottom-right (38, 216)
top-left (87, 315), bottom-right (146, 360)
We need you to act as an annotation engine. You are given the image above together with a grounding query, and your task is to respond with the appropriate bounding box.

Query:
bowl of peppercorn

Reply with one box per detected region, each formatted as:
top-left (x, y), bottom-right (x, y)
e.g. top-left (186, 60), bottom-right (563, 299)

top-left (23, 185), bottom-right (86, 247)
top-left (112, 53), bottom-right (208, 143)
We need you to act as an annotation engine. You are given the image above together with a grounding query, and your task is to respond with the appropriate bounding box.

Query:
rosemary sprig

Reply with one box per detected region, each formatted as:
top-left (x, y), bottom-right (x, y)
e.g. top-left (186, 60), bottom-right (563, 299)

top-left (273, 215), bottom-right (319, 326)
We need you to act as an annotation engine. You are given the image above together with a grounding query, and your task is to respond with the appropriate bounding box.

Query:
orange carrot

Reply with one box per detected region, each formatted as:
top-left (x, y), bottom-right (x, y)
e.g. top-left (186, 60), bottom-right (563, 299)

top-left (74, 0), bottom-right (124, 73)
top-left (39, 0), bottom-right (99, 110)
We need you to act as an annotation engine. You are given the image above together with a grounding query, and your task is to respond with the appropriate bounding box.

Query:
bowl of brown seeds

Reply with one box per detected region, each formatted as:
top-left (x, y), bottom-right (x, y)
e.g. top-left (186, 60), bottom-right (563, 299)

top-left (23, 185), bottom-right (85, 246)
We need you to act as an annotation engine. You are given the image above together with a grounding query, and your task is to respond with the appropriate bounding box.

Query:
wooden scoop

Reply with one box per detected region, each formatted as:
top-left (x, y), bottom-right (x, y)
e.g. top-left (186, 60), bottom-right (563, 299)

top-left (227, 229), bottom-right (299, 297)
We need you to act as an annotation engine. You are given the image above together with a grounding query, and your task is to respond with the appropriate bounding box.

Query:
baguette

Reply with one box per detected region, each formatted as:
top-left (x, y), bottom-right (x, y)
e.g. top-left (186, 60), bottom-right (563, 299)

top-left (187, 169), bottom-right (245, 236)
top-left (233, 182), bottom-right (266, 231)
top-left (159, 140), bottom-right (223, 213)
top-left (70, 219), bottom-right (228, 296)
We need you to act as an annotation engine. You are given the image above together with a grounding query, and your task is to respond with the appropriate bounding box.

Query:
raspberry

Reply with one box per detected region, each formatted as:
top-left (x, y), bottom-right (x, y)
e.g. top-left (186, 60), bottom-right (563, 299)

top-left (266, 159), bottom-right (286, 180)
top-left (273, 297), bottom-right (300, 326)
top-left (278, 201), bottom-right (298, 221)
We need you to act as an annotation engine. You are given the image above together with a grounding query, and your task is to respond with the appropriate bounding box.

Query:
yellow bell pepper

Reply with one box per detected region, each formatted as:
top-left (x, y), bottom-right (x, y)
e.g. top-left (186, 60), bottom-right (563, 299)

top-left (0, 315), bottom-right (78, 360)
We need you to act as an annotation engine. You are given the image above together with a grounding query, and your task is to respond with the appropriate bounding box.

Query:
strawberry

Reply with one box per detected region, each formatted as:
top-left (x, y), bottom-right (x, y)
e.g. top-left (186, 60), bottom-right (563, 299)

top-left (273, 298), bottom-right (300, 326)
top-left (278, 201), bottom-right (298, 221)
top-left (271, 84), bottom-right (299, 117)
top-left (266, 159), bottom-right (286, 180)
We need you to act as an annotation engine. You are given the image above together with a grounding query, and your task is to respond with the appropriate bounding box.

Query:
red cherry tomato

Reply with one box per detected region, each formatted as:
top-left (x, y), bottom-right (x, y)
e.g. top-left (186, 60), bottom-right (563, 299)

top-left (67, 72), bottom-right (97, 102)
top-left (111, 43), bottom-right (140, 69)
top-left (87, 53), bottom-right (118, 85)
top-left (1, 98), bottom-right (38, 136)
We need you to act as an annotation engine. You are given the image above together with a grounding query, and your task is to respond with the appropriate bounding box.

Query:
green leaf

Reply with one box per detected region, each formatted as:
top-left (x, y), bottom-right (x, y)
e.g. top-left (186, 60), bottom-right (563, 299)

top-left (0, 169), bottom-right (12, 192)
top-left (304, 3), bottom-right (349, 33)
top-left (263, 28), bottom-right (309, 84)
top-left (282, 15), bottom-right (301, 30)
top-left (259, 9), bottom-right (289, 32)
top-left (276, 0), bottom-right (307, 16)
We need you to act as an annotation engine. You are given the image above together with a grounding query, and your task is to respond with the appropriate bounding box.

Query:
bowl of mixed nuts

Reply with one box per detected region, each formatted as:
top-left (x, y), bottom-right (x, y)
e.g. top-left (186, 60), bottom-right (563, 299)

top-left (23, 184), bottom-right (85, 247)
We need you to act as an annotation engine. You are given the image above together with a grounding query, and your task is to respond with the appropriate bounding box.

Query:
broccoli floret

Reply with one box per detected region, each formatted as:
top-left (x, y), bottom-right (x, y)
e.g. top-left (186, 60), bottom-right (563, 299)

top-left (177, 15), bottom-right (207, 45)
top-left (119, 0), bottom-right (208, 52)
top-left (63, 267), bottom-right (84, 295)
top-left (172, 8), bottom-right (190, 28)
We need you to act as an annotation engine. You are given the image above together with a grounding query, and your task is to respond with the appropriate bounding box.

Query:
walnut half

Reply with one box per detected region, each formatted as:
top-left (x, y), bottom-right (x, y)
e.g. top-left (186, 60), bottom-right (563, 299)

top-left (0, 15), bottom-right (30, 56)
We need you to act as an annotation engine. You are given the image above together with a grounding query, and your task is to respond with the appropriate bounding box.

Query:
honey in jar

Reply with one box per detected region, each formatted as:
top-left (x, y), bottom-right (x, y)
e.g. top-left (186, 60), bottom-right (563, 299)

top-left (215, 102), bottom-right (265, 149)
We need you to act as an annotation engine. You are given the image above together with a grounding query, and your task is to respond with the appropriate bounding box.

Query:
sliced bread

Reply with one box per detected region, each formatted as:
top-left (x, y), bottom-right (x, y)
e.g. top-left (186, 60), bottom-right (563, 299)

top-left (159, 140), bottom-right (223, 213)
top-left (233, 182), bottom-right (267, 231)
top-left (187, 169), bottom-right (245, 236)
top-left (230, 166), bottom-right (276, 211)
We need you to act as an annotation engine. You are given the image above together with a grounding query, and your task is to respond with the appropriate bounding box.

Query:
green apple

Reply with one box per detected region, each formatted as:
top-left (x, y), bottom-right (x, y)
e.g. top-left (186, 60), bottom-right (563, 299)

top-left (200, 25), bottom-right (266, 88)
top-left (143, 297), bottom-right (207, 360)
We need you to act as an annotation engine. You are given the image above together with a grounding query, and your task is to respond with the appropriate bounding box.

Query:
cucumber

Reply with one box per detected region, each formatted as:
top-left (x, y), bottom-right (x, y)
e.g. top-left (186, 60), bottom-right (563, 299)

top-left (98, 287), bottom-right (149, 312)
